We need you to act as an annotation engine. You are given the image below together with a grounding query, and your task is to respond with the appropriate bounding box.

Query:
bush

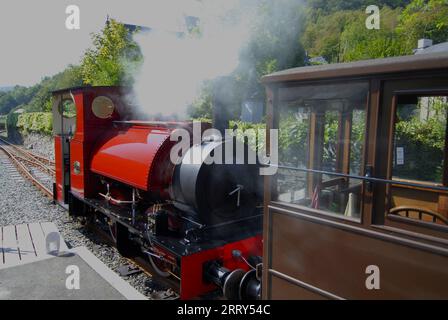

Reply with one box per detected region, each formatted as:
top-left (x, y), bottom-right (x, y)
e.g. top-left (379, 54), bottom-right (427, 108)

top-left (229, 120), bottom-right (266, 152)
top-left (16, 112), bottom-right (53, 135)
top-left (6, 111), bottom-right (19, 129)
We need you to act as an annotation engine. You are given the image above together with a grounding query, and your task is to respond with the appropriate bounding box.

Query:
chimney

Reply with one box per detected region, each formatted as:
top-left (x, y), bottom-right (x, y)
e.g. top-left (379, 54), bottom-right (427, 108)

top-left (418, 38), bottom-right (433, 49)
top-left (212, 76), bottom-right (235, 135)
top-left (414, 38), bottom-right (433, 54)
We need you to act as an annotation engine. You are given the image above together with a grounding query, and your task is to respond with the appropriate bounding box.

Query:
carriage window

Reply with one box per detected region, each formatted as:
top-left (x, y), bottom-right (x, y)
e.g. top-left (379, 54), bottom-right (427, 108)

top-left (276, 82), bottom-right (368, 220)
top-left (392, 95), bottom-right (448, 184)
top-left (388, 95), bottom-right (448, 226)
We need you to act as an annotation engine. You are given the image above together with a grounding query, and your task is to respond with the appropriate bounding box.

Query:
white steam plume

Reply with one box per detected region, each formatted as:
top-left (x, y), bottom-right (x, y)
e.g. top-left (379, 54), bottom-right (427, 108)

top-left (130, 0), bottom-right (255, 119)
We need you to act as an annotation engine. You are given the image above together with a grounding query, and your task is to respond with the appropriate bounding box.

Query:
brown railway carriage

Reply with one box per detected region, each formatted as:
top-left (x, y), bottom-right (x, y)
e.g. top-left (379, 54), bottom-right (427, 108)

top-left (261, 52), bottom-right (448, 299)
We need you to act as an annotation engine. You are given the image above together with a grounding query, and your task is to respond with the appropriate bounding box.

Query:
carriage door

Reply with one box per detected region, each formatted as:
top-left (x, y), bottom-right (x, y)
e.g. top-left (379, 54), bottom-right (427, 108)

top-left (263, 81), bottom-right (374, 299)
top-left (374, 77), bottom-right (448, 235)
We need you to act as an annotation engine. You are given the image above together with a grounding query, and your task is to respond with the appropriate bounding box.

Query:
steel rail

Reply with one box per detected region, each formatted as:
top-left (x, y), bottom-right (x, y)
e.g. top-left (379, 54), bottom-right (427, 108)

top-left (27, 151), bottom-right (55, 167)
top-left (0, 142), bottom-right (53, 199)
top-left (0, 137), bottom-right (55, 172)
top-left (14, 154), bottom-right (55, 177)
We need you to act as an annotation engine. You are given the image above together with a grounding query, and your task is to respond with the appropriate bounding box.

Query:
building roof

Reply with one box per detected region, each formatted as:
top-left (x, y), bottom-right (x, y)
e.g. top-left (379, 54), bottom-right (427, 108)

top-left (416, 42), bottom-right (448, 55)
top-left (261, 51), bottom-right (448, 84)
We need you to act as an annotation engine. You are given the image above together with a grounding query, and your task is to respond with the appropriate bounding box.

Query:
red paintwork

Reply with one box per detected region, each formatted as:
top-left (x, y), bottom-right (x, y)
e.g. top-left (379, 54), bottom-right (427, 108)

top-left (68, 87), bottom-right (126, 199)
top-left (54, 136), bottom-right (63, 202)
top-left (90, 125), bottom-right (174, 191)
top-left (180, 235), bottom-right (263, 299)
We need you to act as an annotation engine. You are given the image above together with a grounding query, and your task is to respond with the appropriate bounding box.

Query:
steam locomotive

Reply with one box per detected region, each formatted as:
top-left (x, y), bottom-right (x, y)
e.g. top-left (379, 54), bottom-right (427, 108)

top-left (52, 86), bottom-right (263, 299)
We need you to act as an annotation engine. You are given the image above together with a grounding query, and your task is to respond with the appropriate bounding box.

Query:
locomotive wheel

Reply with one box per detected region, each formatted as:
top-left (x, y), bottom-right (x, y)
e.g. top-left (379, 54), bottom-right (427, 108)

top-left (239, 269), bottom-right (260, 300)
top-left (223, 269), bottom-right (245, 300)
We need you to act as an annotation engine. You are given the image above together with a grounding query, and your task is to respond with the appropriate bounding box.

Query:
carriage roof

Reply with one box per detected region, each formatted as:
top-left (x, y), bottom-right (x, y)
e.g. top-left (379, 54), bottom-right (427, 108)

top-left (261, 51), bottom-right (448, 84)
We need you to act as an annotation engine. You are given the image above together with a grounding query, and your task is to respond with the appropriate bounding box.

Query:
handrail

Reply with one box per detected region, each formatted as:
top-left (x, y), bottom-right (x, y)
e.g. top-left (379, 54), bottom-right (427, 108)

top-left (271, 164), bottom-right (448, 193)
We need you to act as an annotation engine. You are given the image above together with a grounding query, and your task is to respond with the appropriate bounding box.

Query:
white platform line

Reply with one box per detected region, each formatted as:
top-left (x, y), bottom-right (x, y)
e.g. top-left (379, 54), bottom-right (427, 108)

top-left (71, 247), bottom-right (147, 300)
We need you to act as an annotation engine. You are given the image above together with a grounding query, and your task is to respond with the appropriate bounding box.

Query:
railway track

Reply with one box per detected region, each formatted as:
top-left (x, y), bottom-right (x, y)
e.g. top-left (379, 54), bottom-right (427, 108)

top-left (0, 137), bottom-right (54, 199)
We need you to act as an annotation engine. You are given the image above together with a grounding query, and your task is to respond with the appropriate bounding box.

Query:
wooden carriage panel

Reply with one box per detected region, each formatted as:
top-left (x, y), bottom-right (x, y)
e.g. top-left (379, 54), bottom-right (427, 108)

top-left (264, 205), bottom-right (448, 299)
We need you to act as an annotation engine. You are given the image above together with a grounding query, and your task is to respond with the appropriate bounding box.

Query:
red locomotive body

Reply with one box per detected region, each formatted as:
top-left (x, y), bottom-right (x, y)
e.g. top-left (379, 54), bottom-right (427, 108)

top-left (52, 86), bottom-right (263, 300)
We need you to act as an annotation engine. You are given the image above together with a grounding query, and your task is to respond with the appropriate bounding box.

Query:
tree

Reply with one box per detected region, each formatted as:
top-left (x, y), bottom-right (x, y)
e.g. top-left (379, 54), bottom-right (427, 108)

top-left (23, 65), bottom-right (83, 112)
top-left (189, 0), bottom-right (307, 119)
top-left (81, 19), bottom-right (142, 86)
top-left (302, 0), bottom-right (448, 63)
top-left (339, 7), bottom-right (408, 61)
top-left (397, 0), bottom-right (448, 52)
top-left (306, 0), bottom-right (412, 13)
top-left (302, 10), bottom-right (359, 63)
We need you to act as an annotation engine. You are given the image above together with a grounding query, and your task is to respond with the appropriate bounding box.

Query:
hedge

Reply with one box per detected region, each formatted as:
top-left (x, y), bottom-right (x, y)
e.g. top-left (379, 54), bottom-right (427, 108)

top-left (0, 115), bottom-right (6, 128)
top-left (6, 111), bottom-right (20, 130)
top-left (16, 112), bottom-right (53, 135)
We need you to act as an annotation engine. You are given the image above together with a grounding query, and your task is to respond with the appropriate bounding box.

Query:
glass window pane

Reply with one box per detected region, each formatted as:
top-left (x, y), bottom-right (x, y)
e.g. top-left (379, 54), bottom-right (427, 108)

top-left (350, 109), bottom-right (365, 175)
top-left (389, 95), bottom-right (448, 226)
top-left (393, 96), bottom-right (448, 184)
top-left (275, 82), bottom-right (369, 220)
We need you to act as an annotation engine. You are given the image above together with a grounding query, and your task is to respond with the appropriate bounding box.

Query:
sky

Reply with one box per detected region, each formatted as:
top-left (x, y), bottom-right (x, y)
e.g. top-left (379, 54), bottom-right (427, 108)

top-left (0, 0), bottom-right (207, 87)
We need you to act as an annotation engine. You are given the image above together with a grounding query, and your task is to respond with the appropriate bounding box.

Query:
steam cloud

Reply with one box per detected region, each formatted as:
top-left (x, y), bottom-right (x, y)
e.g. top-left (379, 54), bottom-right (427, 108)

top-left (130, 0), bottom-right (256, 120)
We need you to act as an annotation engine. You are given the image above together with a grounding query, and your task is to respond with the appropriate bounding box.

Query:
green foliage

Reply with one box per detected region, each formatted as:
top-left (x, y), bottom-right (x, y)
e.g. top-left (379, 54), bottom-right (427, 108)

top-left (397, 0), bottom-right (448, 53)
top-left (302, 10), bottom-right (359, 62)
top-left (81, 19), bottom-right (142, 86)
top-left (6, 111), bottom-right (20, 132)
top-left (340, 7), bottom-right (409, 61)
top-left (306, 0), bottom-right (412, 13)
top-left (229, 120), bottom-right (266, 151)
top-left (350, 111), bottom-right (366, 174)
top-left (0, 65), bottom-right (82, 116)
top-left (188, 82), bottom-right (213, 119)
top-left (0, 114), bottom-right (6, 129)
top-left (394, 115), bottom-right (446, 182)
top-left (396, 116), bottom-right (446, 150)
top-left (238, 0), bottom-right (306, 89)
top-left (302, 1), bottom-right (448, 63)
top-left (24, 65), bottom-right (83, 113)
top-left (278, 114), bottom-right (309, 166)
top-left (16, 112), bottom-right (53, 135)
top-left (190, 0), bottom-right (306, 119)
top-left (322, 112), bottom-right (339, 169)
top-left (0, 85), bottom-right (38, 115)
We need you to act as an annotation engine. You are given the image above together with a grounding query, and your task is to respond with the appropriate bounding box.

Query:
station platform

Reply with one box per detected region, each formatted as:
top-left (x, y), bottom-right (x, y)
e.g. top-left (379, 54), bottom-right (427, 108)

top-left (0, 222), bottom-right (146, 300)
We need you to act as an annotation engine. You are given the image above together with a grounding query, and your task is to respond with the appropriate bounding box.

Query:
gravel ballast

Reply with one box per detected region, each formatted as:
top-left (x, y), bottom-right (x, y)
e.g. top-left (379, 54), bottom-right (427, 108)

top-left (0, 150), bottom-right (157, 299)
top-left (18, 132), bottom-right (55, 161)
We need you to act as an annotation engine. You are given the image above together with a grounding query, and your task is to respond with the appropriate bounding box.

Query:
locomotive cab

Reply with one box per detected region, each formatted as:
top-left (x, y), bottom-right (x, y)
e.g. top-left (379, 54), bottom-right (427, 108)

top-left (52, 90), bottom-right (76, 205)
top-left (52, 86), bottom-right (128, 205)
